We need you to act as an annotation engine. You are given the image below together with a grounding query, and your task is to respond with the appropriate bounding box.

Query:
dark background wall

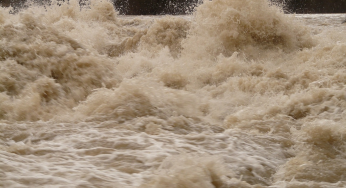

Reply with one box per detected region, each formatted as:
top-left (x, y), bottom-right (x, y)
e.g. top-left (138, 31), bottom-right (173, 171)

top-left (1, 0), bottom-right (346, 14)
top-left (0, 0), bottom-right (199, 14)
top-left (0, 0), bottom-right (11, 7)
top-left (113, 0), bottom-right (200, 15)
top-left (284, 0), bottom-right (346, 13)
top-left (0, 0), bottom-right (51, 9)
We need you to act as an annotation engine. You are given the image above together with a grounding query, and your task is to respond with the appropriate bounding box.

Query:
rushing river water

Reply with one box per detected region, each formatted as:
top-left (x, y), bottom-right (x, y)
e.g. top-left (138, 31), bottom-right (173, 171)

top-left (1, 0), bottom-right (346, 187)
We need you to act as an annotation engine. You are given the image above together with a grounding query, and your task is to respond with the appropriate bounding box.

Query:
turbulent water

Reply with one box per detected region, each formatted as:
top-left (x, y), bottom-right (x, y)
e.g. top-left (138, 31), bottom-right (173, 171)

top-left (1, 0), bottom-right (346, 187)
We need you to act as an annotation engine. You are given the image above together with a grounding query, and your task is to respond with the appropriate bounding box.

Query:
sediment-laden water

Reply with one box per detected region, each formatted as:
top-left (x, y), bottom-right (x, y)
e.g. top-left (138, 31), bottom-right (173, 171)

top-left (1, 0), bottom-right (346, 187)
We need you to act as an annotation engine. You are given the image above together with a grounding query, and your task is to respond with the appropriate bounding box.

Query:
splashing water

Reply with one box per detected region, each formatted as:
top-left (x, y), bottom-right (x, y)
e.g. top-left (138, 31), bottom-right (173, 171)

top-left (1, 0), bottom-right (346, 187)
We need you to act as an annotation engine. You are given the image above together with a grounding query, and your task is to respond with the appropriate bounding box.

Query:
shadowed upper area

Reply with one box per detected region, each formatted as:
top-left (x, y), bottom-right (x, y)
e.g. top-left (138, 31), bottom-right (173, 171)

top-left (1, 0), bottom-right (346, 14)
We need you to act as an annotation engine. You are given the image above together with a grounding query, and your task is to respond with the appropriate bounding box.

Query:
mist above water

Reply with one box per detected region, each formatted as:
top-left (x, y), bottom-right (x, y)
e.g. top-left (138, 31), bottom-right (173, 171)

top-left (1, 0), bottom-right (346, 187)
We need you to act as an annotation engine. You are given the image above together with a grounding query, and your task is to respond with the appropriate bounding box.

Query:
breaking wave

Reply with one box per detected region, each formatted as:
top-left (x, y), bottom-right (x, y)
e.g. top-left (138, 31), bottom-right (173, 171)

top-left (1, 0), bottom-right (346, 187)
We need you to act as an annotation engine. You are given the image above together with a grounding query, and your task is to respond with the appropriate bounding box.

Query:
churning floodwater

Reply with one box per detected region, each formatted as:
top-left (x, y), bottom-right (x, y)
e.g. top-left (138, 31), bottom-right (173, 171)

top-left (1, 0), bottom-right (346, 187)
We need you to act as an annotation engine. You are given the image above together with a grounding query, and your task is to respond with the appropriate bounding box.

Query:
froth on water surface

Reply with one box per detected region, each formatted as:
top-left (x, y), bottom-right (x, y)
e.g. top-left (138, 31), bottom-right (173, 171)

top-left (1, 0), bottom-right (346, 187)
